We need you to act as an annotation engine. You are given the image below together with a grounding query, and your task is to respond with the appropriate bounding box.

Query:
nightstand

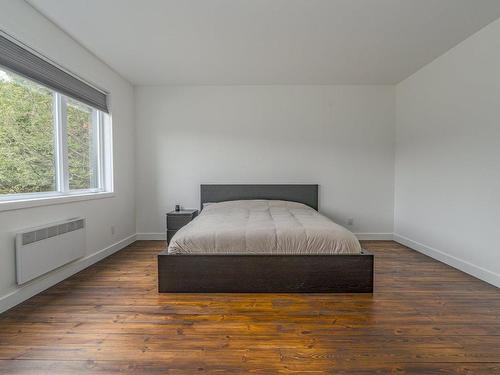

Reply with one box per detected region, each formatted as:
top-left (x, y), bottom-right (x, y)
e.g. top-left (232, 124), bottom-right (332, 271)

top-left (166, 209), bottom-right (199, 243)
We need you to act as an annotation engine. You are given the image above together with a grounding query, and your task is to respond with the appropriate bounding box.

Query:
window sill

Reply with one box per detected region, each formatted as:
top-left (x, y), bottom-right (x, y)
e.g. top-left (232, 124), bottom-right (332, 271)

top-left (0, 192), bottom-right (115, 212)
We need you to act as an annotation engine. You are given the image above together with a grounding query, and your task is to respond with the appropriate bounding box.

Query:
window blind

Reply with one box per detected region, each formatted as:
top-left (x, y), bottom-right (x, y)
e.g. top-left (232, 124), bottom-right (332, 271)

top-left (0, 33), bottom-right (108, 113)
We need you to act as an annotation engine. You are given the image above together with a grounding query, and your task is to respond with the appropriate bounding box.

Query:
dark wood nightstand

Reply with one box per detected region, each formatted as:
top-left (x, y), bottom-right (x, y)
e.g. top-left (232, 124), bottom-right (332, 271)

top-left (166, 209), bottom-right (198, 243)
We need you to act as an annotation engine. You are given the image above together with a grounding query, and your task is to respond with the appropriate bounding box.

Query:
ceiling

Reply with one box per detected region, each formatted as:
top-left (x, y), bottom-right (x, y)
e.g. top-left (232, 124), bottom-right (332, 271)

top-left (27, 0), bottom-right (500, 85)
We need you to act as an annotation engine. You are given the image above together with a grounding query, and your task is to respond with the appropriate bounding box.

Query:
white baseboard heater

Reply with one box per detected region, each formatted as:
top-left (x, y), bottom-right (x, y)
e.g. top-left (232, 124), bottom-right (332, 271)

top-left (15, 218), bottom-right (86, 285)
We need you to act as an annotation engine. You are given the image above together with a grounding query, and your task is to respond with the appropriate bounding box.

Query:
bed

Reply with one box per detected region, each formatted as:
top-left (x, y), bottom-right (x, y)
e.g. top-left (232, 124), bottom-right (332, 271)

top-left (158, 184), bottom-right (373, 293)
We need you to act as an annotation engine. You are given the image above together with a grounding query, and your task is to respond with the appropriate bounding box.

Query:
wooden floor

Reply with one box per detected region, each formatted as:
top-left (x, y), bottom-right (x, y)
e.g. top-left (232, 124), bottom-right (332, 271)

top-left (0, 241), bottom-right (499, 374)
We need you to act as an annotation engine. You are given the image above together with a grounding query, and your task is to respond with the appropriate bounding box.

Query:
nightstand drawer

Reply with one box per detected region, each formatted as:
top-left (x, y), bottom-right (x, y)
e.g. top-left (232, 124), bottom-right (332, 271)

top-left (167, 215), bottom-right (193, 230)
top-left (167, 230), bottom-right (177, 243)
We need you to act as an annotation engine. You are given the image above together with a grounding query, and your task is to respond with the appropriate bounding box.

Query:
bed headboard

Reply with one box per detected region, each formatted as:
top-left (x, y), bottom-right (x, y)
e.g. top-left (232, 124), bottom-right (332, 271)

top-left (200, 184), bottom-right (319, 211)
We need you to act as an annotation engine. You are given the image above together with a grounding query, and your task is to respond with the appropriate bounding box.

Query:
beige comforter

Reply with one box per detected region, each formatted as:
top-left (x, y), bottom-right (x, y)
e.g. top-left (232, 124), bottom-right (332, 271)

top-left (167, 200), bottom-right (361, 255)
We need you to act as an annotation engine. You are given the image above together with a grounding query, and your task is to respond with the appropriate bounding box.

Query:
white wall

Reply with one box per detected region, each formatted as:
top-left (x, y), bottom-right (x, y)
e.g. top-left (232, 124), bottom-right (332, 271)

top-left (135, 85), bottom-right (395, 238)
top-left (0, 1), bottom-right (136, 311)
top-left (395, 18), bottom-right (500, 287)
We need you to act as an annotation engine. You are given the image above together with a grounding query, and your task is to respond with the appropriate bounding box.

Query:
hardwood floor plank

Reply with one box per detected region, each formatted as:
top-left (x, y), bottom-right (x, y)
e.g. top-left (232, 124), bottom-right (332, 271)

top-left (0, 240), bottom-right (499, 374)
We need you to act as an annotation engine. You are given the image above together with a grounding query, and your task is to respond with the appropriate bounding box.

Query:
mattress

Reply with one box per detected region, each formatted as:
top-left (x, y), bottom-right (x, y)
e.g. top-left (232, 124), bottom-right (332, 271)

top-left (167, 200), bottom-right (362, 255)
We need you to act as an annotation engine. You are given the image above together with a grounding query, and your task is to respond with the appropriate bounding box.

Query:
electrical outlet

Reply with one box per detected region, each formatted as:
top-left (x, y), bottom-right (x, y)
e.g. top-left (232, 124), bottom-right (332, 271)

top-left (347, 218), bottom-right (354, 226)
top-left (110, 225), bottom-right (115, 235)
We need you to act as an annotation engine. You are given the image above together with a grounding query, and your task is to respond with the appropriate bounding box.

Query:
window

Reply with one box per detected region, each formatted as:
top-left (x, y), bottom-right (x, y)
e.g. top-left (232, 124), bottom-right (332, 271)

top-left (66, 97), bottom-right (102, 191)
top-left (0, 67), bottom-right (111, 204)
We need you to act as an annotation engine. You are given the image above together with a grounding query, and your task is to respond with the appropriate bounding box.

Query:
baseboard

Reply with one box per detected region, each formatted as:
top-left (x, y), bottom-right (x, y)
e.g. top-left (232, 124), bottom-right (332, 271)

top-left (136, 232), bottom-right (166, 240)
top-left (355, 233), bottom-right (393, 240)
top-left (394, 233), bottom-right (500, 288)
top-left (0, 234), bottom-right (137, 314)
top-left (137, 232), bottom-right (392, 241)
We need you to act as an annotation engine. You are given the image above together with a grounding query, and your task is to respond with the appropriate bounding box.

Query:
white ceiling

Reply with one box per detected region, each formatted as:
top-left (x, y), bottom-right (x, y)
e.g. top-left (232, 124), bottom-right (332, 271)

top-left (27, 0), bottom-right (500, 85)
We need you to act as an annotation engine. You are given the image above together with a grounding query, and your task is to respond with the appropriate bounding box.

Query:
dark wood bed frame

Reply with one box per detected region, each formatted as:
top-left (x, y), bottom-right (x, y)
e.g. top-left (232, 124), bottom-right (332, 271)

top-left (158, 184), bottom-right (373, 293)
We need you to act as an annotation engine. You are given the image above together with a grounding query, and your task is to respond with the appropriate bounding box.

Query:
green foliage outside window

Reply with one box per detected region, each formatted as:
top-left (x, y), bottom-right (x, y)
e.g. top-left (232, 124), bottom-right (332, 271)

top-left (0, 69), bottom-right (95, 195)
top-left (0, 71), bottom-right (55, 194)
top-left (67, 97), bottom-right (96, 190)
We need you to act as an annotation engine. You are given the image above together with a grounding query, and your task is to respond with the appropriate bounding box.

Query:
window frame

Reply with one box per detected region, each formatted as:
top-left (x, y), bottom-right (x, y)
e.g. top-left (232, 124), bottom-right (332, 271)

top-left (0, 72), bottom-right (113, 211)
